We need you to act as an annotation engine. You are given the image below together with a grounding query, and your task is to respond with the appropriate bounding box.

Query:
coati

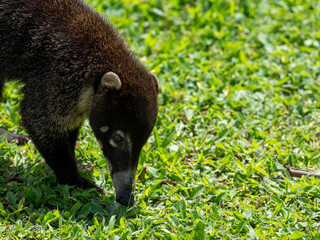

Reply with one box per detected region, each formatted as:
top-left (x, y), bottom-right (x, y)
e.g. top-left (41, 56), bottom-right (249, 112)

top-left (0, 0), bottom-right (159, 206)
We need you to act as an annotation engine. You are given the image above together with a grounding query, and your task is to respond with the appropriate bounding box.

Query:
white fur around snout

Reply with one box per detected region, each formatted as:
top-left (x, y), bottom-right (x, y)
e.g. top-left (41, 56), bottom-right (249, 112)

top-left (109, 130), bottom-right (126, 148)
top-left (106, 158), bottom-right (112, 174)
top-left (100, 126), bottom-right (109, 133)
top-left (111, 169), bottom-right (136, 195)
top-left (101, 72), bottom-right (121, 90)
top-left (109, 138), bottom-right (118, 148)
top-left (126, 135), bottom-right (132, 157)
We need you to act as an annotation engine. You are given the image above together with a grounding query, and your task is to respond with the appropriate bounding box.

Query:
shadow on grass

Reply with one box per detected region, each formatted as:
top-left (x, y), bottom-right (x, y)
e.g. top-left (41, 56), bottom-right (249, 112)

top-left (0, 150), bottom-right (140, 227)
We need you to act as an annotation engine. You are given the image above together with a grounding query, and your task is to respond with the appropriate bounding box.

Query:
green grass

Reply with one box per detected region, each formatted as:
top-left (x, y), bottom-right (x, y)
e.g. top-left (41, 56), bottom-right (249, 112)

top-left (1, 0), bottom-right (320, 239)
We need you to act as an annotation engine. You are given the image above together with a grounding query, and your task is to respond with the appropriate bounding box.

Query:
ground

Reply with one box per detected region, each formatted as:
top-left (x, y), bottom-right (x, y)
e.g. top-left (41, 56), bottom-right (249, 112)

top-left (0, 0), bottom-right (320, 239)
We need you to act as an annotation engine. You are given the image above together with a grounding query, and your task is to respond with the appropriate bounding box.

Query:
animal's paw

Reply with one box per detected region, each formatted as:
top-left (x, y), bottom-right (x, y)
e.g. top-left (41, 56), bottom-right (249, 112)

top-left (4, 132), bottom-right (29, 145)
top-left (73, 175), bottom-right (97, 189)
top-left (96, 186), bottom-right (108, 195)
top-left (78, 177), bottom-right (108, 195)
top-left (60, 175), bottom-right (107, 195)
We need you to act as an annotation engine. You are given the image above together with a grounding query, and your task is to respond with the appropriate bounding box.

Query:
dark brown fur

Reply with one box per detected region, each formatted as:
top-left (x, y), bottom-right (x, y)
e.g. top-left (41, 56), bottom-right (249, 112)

top-left (0, 0), bottom-right (159, 206)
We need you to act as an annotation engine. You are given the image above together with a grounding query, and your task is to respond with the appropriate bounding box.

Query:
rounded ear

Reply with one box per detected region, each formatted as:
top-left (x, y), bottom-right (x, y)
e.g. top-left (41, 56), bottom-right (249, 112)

top-left (101, 72), bottom-right (122, 91)
top-left (151, 73), bottom-right (159, 92)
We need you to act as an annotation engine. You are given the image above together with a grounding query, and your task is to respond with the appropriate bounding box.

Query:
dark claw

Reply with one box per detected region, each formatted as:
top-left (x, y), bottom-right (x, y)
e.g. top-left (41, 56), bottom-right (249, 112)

top-left (59, 175), bottom-right (107, 195)
top-left (96, 186), bottom-right (108, 194)
top-left (5, 132), bottom-right (29, 145)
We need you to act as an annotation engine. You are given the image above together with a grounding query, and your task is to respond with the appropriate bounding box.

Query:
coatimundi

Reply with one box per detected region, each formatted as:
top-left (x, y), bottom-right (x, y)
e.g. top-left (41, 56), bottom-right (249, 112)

top-left (0, 0), bottom-right (159, 206)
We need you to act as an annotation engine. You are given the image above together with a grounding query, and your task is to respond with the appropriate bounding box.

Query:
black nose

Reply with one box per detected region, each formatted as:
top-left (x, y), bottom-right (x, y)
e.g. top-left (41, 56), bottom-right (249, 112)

top-left (116, 193), bottom-right (134, 207)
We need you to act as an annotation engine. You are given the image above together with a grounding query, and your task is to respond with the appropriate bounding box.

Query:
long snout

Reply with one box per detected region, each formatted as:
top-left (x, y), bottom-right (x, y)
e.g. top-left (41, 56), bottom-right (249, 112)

top-left (116, 188), bottom-right (134, 206)
top-left (111, 169), bottom-right (136, 207)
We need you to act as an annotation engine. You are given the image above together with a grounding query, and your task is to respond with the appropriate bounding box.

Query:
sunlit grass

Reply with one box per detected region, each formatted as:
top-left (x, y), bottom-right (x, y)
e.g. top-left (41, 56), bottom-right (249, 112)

top-left (1, 0), bottom-right (320, 238)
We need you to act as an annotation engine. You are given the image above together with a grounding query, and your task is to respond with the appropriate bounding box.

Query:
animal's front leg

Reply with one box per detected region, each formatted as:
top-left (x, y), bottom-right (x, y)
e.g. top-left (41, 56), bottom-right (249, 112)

top-left (19, 91), bottom-right (104, 192)
top-left (30, 127), bottom-right (97, 190)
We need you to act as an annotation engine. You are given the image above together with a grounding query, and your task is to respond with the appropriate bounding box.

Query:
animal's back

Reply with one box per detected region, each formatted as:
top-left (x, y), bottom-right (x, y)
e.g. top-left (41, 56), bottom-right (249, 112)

top-left (0, 0), bottom-right (125, 84)
top-left (0, 0), bottom-right (153, 131)
top-left (0, 0), bottom-right (30, 79)
top-left (0, 0), bottom-right (126, 131)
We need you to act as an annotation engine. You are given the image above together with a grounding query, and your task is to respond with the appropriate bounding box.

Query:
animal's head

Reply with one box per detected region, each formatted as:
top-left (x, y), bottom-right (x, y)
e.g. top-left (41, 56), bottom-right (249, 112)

top-left (89, 71), bottom-right (159, 206)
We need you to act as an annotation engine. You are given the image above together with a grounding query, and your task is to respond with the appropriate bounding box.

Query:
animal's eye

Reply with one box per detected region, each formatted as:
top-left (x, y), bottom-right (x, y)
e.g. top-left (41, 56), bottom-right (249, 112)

top-left (113, 134), bottom-right (123, 144)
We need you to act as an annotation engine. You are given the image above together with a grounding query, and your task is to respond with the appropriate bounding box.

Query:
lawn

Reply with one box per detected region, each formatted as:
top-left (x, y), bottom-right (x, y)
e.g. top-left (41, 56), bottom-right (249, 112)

top-left (1, 0), bottom-right (320, 239)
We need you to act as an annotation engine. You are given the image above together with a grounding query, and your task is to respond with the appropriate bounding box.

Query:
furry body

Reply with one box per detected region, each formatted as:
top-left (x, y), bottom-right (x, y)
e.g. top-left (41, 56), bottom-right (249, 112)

top-left (0, 0), bottom-right (159, 206)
